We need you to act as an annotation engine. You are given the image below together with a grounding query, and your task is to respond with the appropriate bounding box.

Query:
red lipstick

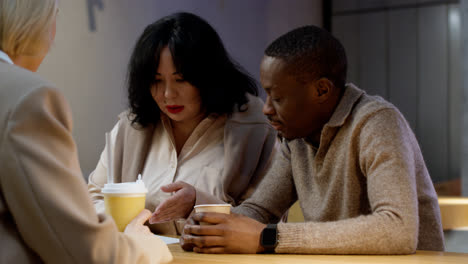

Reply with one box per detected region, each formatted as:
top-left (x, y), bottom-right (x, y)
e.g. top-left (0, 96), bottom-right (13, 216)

top-left (166, 105), bottom-right (184, 114)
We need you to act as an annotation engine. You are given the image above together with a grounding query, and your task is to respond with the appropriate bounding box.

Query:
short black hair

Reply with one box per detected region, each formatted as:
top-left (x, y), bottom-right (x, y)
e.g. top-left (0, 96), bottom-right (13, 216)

top-left (127, 12), bottom-right (258, 127)
top-left (265, 25), bottom-right (347, 89)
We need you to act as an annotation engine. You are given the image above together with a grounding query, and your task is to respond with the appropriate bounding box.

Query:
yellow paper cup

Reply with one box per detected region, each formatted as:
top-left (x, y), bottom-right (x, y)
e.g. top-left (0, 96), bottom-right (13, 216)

top-left (102, 181), bottom-right (147, 232)
top-left (194, 204), bottom-right (231, 225)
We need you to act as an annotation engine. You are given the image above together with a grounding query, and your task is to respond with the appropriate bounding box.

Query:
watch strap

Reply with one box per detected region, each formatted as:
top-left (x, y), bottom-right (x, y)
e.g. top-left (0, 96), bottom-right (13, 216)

top-left (260, 224), bottom-right (278, 253)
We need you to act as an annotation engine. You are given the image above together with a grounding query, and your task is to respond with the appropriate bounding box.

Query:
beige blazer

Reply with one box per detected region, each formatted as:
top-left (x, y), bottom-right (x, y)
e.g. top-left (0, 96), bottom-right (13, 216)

top-left (0, 60), bottom-right (172, 263)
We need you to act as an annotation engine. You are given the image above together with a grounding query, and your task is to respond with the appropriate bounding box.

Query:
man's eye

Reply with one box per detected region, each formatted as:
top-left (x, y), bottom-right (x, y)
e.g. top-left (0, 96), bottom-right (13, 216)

top-left (175, 78), bottom-right (186, 83)
top-left (272, 98), bottom-right (281, 103)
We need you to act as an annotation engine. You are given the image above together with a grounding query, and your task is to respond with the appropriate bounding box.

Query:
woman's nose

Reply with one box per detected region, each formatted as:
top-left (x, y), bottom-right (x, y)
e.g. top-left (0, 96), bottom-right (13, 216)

top-left (164, 83), bottom-right (177, 99)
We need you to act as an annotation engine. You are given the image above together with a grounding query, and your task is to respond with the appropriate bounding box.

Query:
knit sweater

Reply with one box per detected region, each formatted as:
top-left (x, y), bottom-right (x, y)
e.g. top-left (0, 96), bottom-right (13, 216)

top-left (233, 84), bottom-right (445, 254)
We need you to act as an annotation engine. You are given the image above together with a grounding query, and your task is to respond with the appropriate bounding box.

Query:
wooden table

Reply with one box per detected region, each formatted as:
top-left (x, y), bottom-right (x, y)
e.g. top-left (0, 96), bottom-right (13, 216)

top-left (168, 244), bottom-right (468, 264)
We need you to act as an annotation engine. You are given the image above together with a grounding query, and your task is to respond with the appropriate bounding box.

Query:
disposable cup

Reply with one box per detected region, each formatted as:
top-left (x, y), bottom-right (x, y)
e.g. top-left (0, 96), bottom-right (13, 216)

top-left (194, 204), bottom-right (231, 225)
top-left (102, 180), bottom-right (147, 232)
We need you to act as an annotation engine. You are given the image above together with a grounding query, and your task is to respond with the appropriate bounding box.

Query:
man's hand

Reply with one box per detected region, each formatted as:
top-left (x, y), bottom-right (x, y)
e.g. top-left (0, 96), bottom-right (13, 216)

top-left (124, 209), bottom-right (153, 235)
top-left (179, 217), bottom-right (197, 251)
top-left (149, 181), bottom-right (196, 224)
top-left (180, 212), bottom-right (267, 254)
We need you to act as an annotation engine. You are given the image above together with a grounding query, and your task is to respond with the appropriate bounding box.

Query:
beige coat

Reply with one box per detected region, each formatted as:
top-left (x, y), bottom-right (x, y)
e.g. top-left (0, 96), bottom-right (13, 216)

top-left (0, 59), bottom-right (172, 263)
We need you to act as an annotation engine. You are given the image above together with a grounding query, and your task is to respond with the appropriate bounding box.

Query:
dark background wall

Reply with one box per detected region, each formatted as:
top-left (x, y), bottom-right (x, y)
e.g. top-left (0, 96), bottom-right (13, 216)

top-left (37, 0), bottom-right (323, 177)
top-left (332, 0), bottom-right (464, 194)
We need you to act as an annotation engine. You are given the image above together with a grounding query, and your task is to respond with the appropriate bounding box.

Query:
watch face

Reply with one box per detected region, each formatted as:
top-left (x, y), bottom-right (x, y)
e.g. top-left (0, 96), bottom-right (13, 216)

top-left (261, 225), bottom-right (278, 247)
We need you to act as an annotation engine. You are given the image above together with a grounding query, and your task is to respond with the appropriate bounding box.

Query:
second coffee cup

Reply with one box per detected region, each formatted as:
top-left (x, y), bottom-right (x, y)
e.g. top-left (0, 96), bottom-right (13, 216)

top-left (194, 204), bottom-right (232, 225)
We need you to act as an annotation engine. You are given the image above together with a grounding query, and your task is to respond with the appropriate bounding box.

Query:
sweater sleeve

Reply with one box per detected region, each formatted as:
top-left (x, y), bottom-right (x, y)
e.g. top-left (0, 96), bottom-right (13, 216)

top-left (233, 139), bottom-right (297, 224)
top-left (275, 108), bottom-right (420, 254)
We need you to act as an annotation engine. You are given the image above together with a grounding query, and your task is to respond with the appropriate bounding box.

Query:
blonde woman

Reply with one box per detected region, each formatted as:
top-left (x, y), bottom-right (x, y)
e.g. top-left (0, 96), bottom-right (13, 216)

top-left (0, 0), bottom-right (171, 263)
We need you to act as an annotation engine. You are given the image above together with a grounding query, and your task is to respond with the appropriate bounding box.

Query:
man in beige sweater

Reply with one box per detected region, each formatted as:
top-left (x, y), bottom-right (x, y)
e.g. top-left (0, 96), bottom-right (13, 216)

top-left (181, 25), bottom-right (445, 254)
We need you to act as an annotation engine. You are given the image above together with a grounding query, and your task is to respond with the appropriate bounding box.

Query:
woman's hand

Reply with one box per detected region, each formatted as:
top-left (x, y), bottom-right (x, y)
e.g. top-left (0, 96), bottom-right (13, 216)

top-left (124, 209), bottom-right (154, 235)
top-left (149, 181), bottom-right (196, 224)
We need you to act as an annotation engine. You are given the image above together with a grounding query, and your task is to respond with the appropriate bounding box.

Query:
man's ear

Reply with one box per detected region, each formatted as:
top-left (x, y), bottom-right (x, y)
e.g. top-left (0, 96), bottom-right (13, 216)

top-left (314, 78), bottom-right (333, 102)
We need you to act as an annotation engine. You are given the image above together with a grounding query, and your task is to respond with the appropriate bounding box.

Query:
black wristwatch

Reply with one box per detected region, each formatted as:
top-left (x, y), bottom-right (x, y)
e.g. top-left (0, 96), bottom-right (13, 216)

top-left (260, 224), bottom-right (278, 253)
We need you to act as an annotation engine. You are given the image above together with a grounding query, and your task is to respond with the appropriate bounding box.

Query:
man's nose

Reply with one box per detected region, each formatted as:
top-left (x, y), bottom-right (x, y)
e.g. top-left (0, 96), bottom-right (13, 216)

top-left (263, 96), bottom-right (275, 116)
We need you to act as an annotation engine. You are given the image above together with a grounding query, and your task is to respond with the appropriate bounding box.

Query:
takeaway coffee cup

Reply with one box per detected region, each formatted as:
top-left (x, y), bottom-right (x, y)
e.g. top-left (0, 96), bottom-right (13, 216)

top-left (102, 179), bottom-right (148, 232)
top-left (194, 204), bottom-right (231, 225)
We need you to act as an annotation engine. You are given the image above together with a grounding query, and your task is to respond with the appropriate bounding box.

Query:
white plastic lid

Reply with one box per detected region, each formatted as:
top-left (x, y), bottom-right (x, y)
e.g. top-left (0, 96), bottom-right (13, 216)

top-left (101, 175), bottom-right (147, 194)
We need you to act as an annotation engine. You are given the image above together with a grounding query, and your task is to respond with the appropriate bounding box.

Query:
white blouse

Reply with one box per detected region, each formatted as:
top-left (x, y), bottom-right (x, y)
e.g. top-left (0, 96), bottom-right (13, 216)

top-left (98, 113), bottom-right (226, 212)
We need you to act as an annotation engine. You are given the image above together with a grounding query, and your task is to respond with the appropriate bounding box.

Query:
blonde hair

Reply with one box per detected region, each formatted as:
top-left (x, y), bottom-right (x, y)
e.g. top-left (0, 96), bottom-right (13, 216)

top-left (0, 0), bottom-right (57, 57)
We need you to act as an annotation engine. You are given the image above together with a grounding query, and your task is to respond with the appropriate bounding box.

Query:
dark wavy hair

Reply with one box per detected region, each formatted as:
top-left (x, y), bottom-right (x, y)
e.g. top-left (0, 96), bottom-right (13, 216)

top-left (265, 25), bottom-right (347, 90)
top-left (127, 12), bottom-right (258, 127)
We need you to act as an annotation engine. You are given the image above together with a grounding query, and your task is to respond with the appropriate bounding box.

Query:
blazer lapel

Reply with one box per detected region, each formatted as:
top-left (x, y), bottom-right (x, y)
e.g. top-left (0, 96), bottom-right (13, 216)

top-left (113, 113), bottom-right (154, 183)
